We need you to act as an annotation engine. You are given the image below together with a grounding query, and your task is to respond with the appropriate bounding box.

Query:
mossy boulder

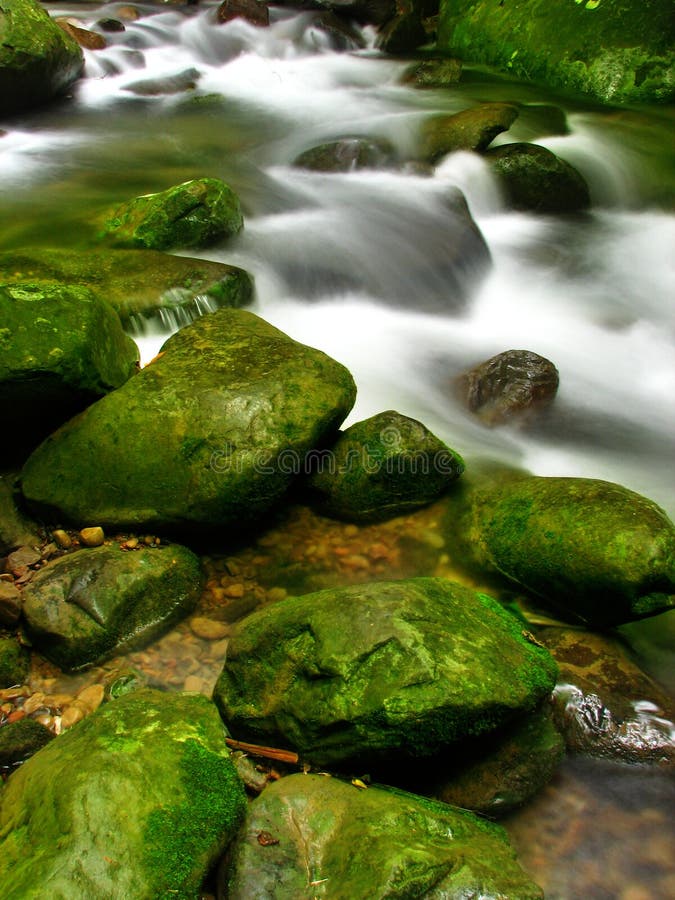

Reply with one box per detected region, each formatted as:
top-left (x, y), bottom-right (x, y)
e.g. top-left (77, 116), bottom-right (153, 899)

top-left (0, 247), bottom-right (253, 328)
top-left (0, 0), bottom-right (84, 117)
top-left (402, 56), bottom-right (463, 87)
top-left (306, 410), bottom-right (465, 522)
top-left (21, 543), bottom-right (203, 671)
top-left (97, 177), bottom-right (243, 251)
top-left (0, 636), bottom-right (30, 688)
top-left (0, 689), bottom-right (247, 898)
top-left (437, 0), bottom-right (675, 105)
top-left (444, 475), bottom-right (675, 627)
top-left (221, 773), bottom-right (544, 899)
top-left (418, 102), bottom-right (519, 163)
top-left (21, 308), bottom-right (356, 533)
top-left (293, 137), bottom-right (395, 172)
top-left (0, 717), bottom-right (53, 770)
top-left (0, 282), bottom-right (139, 464)
top-left (485, 143), bottom-right (591, 213)
top-left (213, 577), bottom-right (558, 768)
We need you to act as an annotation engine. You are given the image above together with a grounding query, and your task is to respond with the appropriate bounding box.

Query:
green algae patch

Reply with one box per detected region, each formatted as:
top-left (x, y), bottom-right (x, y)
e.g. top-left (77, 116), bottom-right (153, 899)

top-left (444, 475), bottom-right (675, 627)
top-left (213, 577), bottom-right (558, 768)
top-left (0, 689), bottom-right (246, 899)
top-left (437, 0), bottom-right (675, 104)
top-left (97, 177), bottom-right (243, 251)
top-left (223, 773), bottom-right (544, 898)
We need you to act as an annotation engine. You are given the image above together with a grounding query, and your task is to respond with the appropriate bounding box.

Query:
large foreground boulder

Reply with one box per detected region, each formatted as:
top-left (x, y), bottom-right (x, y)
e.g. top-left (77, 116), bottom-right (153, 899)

top-left (0, 690), bottom-right (247, 898)
top-left (0, 282), bottom-right (139, 463)
top-left (21, 543), bottom-right (203, 671)
top-left (0, 0), bottom-right (84, 117)
top-left (444, 475), bottom-right (675, 627)
top-left (221, 774), bottom-right (544, 899)
top-left (437, 0), bottom-right (675, 104)
top-left (213, 577), bottom-right (558, 767)
top-left (0, 247), bottom-right (253, 327)
top-left (21, 308), bottom-right (356, 533)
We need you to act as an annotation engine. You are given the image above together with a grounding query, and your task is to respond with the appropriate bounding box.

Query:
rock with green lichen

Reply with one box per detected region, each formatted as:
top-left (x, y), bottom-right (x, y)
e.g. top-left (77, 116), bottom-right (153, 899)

top-left (0, 0), bottom-right (84, 117)
top-left (0, 636), bottom-right (30, 688)
top-left (437, 0), bottom-right (675, 104)
top-left (221, 773), bottom-right (544, 899)
top-left (21, 308), bottom-right (356, 533)
top-left (0, 689), bottom-right (246, 898)
top-left (402, 56), bottom-right (463, 88)
top-left (418, 102), bottom-right (519, 163)
top-left (306, 410), bottom-right (464, 522)
top-left (213, 577), bottom-right (558, 768)
top-left (21, 544), bottom-right (203, 671)
top-left (0, 247), bottom-right (253, 328)
top-left (0, 717), bottom-right (53, 770)
top-left (443, 474), bottom-right (675, 627)
top-left (0, 282), bottom-right (139, 464)
top-left (485, 143), bottom-right (591, 213)
top-left (97, 177), bottom-right (243, 250)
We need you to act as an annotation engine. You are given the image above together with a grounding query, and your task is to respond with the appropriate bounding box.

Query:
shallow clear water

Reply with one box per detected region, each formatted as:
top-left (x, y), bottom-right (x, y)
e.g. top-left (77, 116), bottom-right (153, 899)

top-left (3, 2), bottom-right (674, 896)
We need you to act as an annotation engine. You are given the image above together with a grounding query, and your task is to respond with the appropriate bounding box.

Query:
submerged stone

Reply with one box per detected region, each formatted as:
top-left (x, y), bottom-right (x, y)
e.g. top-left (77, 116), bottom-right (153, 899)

top-left (418, 102), bottom-right (519, 163)
top-left (21, 308), bottom-right (356, 533)
top-left (0, 689), bottom-right (247, 898)
top-left (221, 773), bottom-right (544, 899)
top-left (0, 717), bottom-right (54, 770)
top-left (445, 475), bottom-right (675, 627)
top-left (293, 137), bottom-right (395, 172)
top-left (213, 577), bottom-right (558, 767)
top-left (0, 282), bottom-right (139, 463)
top-left (97, 177), bottom-right (243, 251)
top-left (21, 543), bottom-right (203, 671)
top-left (306, 410), bottom-right (465, 522)
top-left (0, 0), bottom-right (84, 117)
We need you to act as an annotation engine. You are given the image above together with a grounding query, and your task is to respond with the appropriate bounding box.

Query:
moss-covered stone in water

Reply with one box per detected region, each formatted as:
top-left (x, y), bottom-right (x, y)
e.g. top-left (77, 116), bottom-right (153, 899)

top-left (417, 102), bottom-right (519, 163)
top-left (0, 636), bottom-right (30, 688)
top-left (213, 577), bottom-right (558, 768)
top-left (98, 177), bottom-right (243, 251)
top-left (21, 543), bottom-right (203, 671)
top-left (293, 137), bottom-right (395, 172)
top-left (223, 773), bottom-right (544, 898)
top-left (0, 717), bottom-right (53, 769)
top-left (437, 0), bottom-right (675, 104)
top-left (0, 689), bottom-right (246, 899)
top-left (485, 143), bottom-right (591, 213)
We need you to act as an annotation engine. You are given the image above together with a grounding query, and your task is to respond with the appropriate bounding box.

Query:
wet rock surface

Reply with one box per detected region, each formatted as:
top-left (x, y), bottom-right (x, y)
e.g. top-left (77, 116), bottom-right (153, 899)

top-left (293, 137), bottom-right (395, 172)
top-left (418, 102), bottom-right (519, 163)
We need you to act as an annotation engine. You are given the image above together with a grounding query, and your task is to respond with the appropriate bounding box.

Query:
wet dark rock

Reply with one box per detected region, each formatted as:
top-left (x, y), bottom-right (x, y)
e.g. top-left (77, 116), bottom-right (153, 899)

top-left (21, 543), bottom-right (203, 671)
top-left (306, 410), bottom-right (464, 522)
top-left (443, 473), bottom-right (675, 627)
top-left (293, 136), bottom-right (396, 171)
top-left (217, 0), bottom-right (270, 27)
top-left (0, 0), bottom-right (84, 117)
top-left (97, 177), bottom-right (243, 251)
top-left (21, 309), bottom-right (356, 534)
top-left (376, 2), bottom-right (427, 54)
top-left (271, 0), bottom-right (397, 27)
top-left (485, 142), bottom-right (591, 213)
top-left (0, 717), bottom-right (54, 769)
top-left (418, 102), bottom-right (519, 163)
top-left (402, 56), bottom-right (462, 88)
top-left (124, 67), bottom-right (202, 96)
top-left (0, 474), bottom-right (42, 556)
top-left (0, 582), bottom-right (22, 626)
top-left (0, 690), bottom-right (247, 898)
top-left (0, 636), bottom-right (30, 689)
top-left (456, 349), bottom-right (560, 426)
top-left (96, 18), bottom-right (126, 33)
top-left (312, 12), bottom-right (367, 50)
top-left (0, 247), bottom-right (253, 329)
top-left (213, 577), bottom-right (558, 768)
top-left (0, 282), bottom-right (139, 464)
top-left (221, 773), bottom-right (544, 899)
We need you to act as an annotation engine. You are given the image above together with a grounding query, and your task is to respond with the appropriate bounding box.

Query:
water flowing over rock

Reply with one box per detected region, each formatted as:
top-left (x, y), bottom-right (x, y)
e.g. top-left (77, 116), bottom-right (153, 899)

top-left (443, 474), bottom-right (675, 627)
top-left (21, 543), bottom-right (203, 671)
top-left (0, 690), bottom-right (247, 898)
top-left (0, 282), bottom-right (139, 464)
top-left (0, 0), bottom-right (84, 117)
top-left (293, 137), bottom-right (395, 172)
top-left (221, 773), bottom-right (545, 899)
top-left (306, 409), bottom-right (464, 521)
top-left (21, 308), bottom-right (356, 534)
top-left (213, 577), bottom-right (558, 767)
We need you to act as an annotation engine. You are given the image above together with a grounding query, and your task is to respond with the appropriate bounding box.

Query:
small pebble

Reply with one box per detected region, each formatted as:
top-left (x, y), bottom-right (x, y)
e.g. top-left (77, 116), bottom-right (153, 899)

top-left (190, 617), bottom-right (229, 641)
top-left (79, 526), bottom-right (105, 547)
top-left (183, 675), bottom-right (205, 693)
top-left (266, 587), bottom-right (287, 602)
top-left (76, 683), bottom-right (104, 714)
top-left (223, 582), bottom-right (245, 599)
top-left (60, 705), bottom-right (85, 729)
top-left (52, 529), bottom-right (72, 549)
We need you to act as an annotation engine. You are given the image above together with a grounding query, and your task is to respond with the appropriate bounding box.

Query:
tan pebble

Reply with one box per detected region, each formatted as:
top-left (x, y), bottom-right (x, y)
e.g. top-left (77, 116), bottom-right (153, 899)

top-left (34, 713), bottom-right (53, 729)
top-left (266, 587), bottom-right (287, 602)
top-left (368, 542), bottom-right (390, 560)
top-left (79, 526), bottom-right (105, 547)
top-left (6, 709), bottom-right (25, 724)
top-left (210, 587), bottom-right (226, 602)
top-left (52, 529), bottom-right (73, 549)
top-left (620, 887), bottom-right (654, 900)
top-left (143, 535), bottom-right (154, 546)
top-left (223, 583), bottom-right (245, 599)
top-left (0, 702), bottom-right (13, 714)
top-left (344, 554), bottom-right (369, 570)
top-left (22, 692), bottom-right (46, 714)
top-left (343, 524), bottom-right (359, 537)
top-left (76, 683), bottom-right (104, 713)
top-left (123, 537), bottom-right (139, 550)
top-left (183, 675), bottom-right (205, 693)
top-left (209, 638), bottom-right (229, 659)
top-left (117, 6), bottom-right (139, 21)
top-left (190, 617), bottom-right (229, 641)
top-left (0, 573), bottom-right (14, 582)
top-left (43, 693), bottom-right (74, 709)
top-left (61, 705), bottom-right (85, 729)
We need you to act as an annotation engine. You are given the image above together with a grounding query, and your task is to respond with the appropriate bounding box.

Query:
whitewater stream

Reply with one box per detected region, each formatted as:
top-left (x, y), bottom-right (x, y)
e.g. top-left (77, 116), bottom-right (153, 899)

top-left (2, 3), bottom-right (674, 897)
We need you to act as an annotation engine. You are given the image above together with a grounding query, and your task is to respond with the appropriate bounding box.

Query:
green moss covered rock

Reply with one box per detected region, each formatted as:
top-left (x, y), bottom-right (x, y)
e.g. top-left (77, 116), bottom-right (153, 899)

top-left (0, 689), bottom-right (246, 898)
top-left (21, 543), bottom-right (203, 671)
top-left (97, 178), bottom-right (243, 251)
top-left (418, 102), bottom-right (519, 163)
top-left (402, 56), bottom-right (463, 87)
top-left (437, 0), bottom-right (675, 105)
top-left (222, 773), bottom-right (544, 899)
top-left (0, 717), bottom-right (53, 770)
top-left (21, 308), bottom-right (356, 533)
top-left (306, 410), bottom-right (465, 522)
top-left (0, 636), bottom-right (29, 688)
top-left (0, 247), bottom-right (253, 328)
top-left (444, 475), bottom-right (675, 627)
top-left (0, 0), bottom-right (84, 117)
top-left (213, 577), bottom-right (558, 767)
top-left (0, 282), bottom-right (139, 463)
